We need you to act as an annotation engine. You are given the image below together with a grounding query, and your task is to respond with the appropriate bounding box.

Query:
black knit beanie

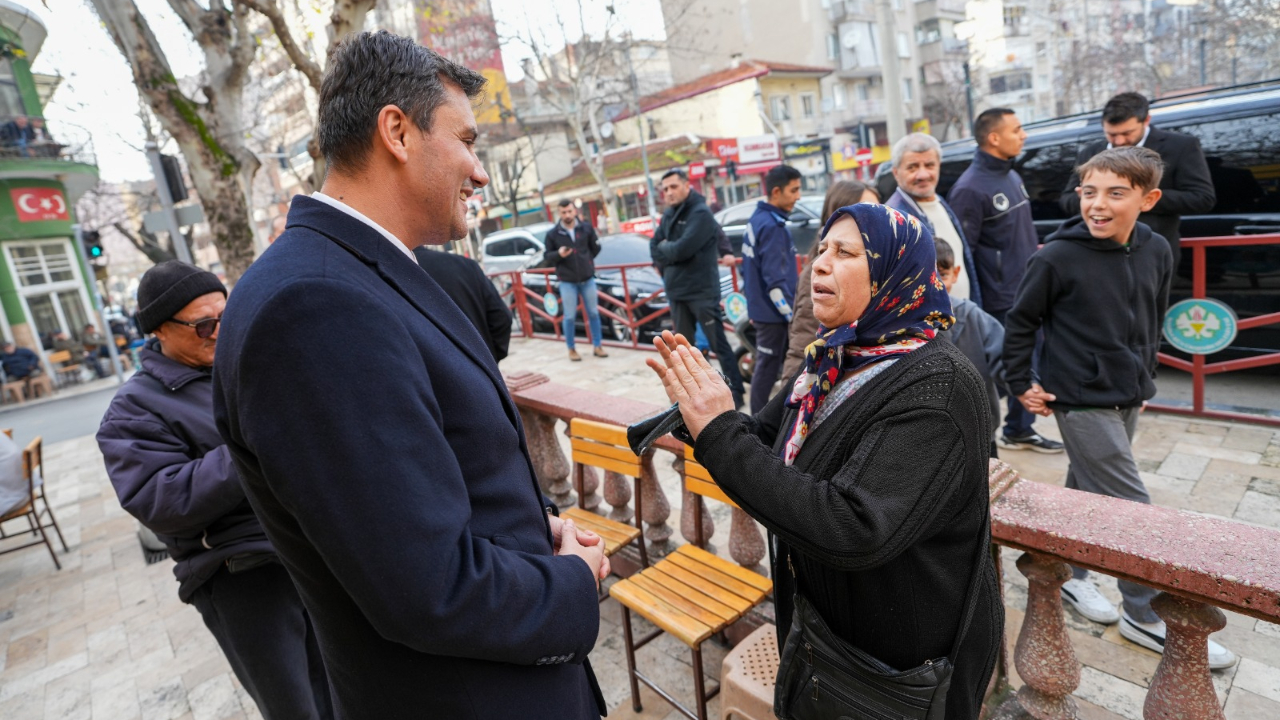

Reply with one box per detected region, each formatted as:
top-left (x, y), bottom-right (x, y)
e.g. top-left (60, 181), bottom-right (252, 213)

top-left (136, 261), bottom-right (227, 334)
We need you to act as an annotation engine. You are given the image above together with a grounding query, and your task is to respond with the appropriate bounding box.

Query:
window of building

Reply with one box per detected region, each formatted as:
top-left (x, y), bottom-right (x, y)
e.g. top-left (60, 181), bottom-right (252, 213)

top-left (800, 93), bottom-right (816, 119)
top-left (0, 59), bottom-right (25, 120)
top-left (771, 95), bottom-right (792, 122)
top-left (855, 83), bottom-right (870, 101)
top-left (917, 19), bottom-right (941, 44)
top-left (989, 71), bottom-right (1032, 94)
top-left (897, 32), bottom-right (910, 58)
top-left (828, 33), bottom-right (839, 60)
top-left (834, 83), bottom-right (847, 109)
top-left (5, 240), bottom-right (90, 349)
top-left (8, 243), bottom-right (76, 287)
top-left (903, 79), bottom-right (913, 101)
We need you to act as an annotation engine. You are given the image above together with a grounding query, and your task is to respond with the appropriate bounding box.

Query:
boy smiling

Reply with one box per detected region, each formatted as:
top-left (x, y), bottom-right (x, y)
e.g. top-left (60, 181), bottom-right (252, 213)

top-left (1003, 146), bottom-right (1236, 667)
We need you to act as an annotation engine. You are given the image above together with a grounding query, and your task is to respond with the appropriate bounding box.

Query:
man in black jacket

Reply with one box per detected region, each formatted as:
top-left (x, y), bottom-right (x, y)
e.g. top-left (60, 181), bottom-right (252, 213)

top-left (650, 169), bottom-right (745, 407)
top-left (414, 247), bottom-right (512, 362)
top-left (98, 261), bottom-right (332, 720)
top-left (544, 199), bottom-right (606, 361)
top-left (1060, 92), bottom-right (1215, 269)
top-left (1005, 148), bottom-right (1235, 668)
top-left (949, 108), bottom-right (1063, 454)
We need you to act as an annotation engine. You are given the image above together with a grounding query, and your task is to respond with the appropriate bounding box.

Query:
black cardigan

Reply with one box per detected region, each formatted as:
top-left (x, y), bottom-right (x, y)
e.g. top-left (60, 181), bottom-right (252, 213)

top-left (694, 340), bottom-right (1003, 719)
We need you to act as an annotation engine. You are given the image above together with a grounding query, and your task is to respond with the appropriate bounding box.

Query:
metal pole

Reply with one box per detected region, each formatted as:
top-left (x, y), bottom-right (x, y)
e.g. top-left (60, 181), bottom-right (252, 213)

top-left (146, 141), bottom-right (193, 264)
top-left (874, 0), bottom-right (907, 146)
top-left (963, 61), bottom-right (975, 133)
top-left (72, 223), bottom-right (124, 383)
top-left (624, 41), bottom-right (658, 218)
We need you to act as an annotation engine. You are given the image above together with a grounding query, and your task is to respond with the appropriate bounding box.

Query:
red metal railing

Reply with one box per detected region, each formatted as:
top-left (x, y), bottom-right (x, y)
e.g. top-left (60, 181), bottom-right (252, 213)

top-left (1148, 233), bottom-right (1280, 427)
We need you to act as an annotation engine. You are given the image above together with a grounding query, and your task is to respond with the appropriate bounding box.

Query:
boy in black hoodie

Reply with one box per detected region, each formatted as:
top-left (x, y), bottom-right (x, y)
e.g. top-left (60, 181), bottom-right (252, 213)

top-left (1004, 146), bottom-right (1236, 668)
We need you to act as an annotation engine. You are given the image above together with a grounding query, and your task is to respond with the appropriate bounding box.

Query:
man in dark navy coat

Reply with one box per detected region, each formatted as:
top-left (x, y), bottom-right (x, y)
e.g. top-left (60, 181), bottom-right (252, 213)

top-left (213, 32), bottom-right (607, 720)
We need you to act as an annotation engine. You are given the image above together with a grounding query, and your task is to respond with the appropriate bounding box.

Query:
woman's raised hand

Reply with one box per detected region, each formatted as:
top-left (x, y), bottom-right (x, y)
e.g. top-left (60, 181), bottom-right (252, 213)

top-left (644, 330), bottom-right (738, 439)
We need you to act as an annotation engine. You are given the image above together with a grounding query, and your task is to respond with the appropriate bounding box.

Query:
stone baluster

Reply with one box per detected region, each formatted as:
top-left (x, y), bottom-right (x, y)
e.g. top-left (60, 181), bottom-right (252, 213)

top-left (671, 456), bottom-right (714, 546)
top-left (1013, 552), bottom-right (1081, 720)
top-left (602, 469), bottom-right (633, 523)
top-left (639, 452), bottom-right (672, 545)
top-left (729, 508), bottom-right (767, 570)
top-left (1143, 593), bottom-right (1227, 720)
top-left (518, 408), bottom-right (574, 509)
top-left (560, 424), bottom-right (601, 511)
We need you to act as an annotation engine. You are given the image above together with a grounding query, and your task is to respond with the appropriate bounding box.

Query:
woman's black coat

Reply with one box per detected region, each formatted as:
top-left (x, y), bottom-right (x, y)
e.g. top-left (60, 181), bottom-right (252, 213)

top-left (693, 340), bottom-right (1003, 719)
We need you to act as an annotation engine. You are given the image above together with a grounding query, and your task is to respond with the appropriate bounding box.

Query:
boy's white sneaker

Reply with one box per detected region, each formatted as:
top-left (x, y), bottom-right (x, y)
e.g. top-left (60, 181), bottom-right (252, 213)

top-left (1119, 611), bottom-right (1238, 669)
top-left (1060, 578), bottom-right (1120, 624)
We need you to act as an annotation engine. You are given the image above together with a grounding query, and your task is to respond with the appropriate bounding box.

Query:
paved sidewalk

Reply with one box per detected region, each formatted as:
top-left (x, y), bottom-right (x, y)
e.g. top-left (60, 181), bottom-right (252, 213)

top-left (0, 338), bottom-right (1277, 719)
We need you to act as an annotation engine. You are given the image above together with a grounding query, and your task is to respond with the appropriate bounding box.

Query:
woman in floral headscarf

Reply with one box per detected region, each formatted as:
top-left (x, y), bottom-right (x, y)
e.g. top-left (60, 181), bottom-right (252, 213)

top-left (647, 204), bottom-right (1001, 719)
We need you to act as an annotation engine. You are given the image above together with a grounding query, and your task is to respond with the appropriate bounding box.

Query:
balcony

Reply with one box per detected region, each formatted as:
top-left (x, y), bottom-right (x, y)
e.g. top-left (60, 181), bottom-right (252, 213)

top-left (0, 119), bottom-right (100, 203)
top-left (915, 0), bottom-right (968, 20)
top-left (827, 0), bottom-right (874, 21)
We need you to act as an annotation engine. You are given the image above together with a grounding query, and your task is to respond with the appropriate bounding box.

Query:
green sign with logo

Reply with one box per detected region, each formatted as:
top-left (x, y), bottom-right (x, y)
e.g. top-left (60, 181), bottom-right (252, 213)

top-left (543, 292), bottom-right (560, 317)
top-left (1163, 298), bottom-right (1238, 355)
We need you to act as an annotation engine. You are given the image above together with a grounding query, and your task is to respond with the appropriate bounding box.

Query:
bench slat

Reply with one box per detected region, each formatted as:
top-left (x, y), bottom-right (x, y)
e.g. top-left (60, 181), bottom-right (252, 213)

top-left (573, 450), bottom-right (642, 478)
top-left (628, 573), bottom-right (732, 632)
top-left (685, 476), bottom-right (739, 508)
top-left (663, 552), bottom-right (763, 601)
top-left (569, 418), bottom-right (631, 446)
top-left (645, 565), bottom-right (745, 621)
top-left (610, 578), bottom-right (713, 646)
top-left (678, 544), bottom-right (773, 593)
top-left (649, 561), bottom-right (756, 614)
top-left (571, 438), bottom-right (641, 465)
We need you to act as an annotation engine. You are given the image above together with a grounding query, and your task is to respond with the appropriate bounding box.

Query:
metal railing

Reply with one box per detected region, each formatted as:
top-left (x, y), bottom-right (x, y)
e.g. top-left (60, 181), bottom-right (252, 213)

top-left (1149, 233), bottom-right (1280, 427)
top-left (0, 119), bottom-right (96, 166)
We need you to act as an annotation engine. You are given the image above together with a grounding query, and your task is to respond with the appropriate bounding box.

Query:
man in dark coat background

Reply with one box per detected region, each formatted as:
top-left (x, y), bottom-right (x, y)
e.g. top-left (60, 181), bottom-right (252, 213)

top-left (1060, 91), bottom-right (1215, 268)
top-left (98, 261), bottom-right (332, 720)
top-left (413, 246), bottom-right (512, 363)
top-left (650, 168), bottom-right (746, 408)
top-left (213, 32), bottom-right (607, 720)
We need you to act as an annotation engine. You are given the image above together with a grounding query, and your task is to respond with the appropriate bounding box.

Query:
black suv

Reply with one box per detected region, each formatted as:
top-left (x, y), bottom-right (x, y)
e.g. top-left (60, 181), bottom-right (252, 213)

top-left (878, 82), bottom-right (1280, 359)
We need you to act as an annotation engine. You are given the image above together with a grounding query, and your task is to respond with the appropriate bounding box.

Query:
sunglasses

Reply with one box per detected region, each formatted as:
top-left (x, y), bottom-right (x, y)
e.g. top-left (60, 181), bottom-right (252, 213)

top-left (166, 316), bottom-right (221, 339)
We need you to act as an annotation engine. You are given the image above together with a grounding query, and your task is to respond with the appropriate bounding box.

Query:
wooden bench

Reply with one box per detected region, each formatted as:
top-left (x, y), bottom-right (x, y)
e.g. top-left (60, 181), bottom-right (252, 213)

top-left (610, 448), bottom-right (773, 720)
top-left (565, 419), bottom-right (649, 576)
top-left (47, 349), bottom-right (82, 387)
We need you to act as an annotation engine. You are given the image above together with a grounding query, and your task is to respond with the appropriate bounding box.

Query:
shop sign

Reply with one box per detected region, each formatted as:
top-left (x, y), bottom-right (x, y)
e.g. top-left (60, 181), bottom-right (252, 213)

top-left (707, 138), bottom-right (739, 161)
top-left (737, 134), bottom-right (780, 164)
top-left (688, 162), bottom-right (706, 179)
top-left (1163, 298), bottom-right (1238, 355)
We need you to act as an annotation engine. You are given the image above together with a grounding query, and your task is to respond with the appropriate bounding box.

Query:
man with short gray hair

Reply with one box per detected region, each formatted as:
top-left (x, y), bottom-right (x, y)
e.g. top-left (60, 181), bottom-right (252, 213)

top-left (885, 132), bottom-right (982, 305)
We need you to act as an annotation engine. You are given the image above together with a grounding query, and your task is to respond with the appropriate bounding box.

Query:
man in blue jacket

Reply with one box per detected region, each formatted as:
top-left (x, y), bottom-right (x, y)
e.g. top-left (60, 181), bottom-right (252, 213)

top-left (213, 32), bottom-right (607, 719)
top-left (98, 261), bottom-right (332, 720)
top-left (948, 108), bottom-right (1063, 454)
top-left (743, 164), bottom-right (801, 413)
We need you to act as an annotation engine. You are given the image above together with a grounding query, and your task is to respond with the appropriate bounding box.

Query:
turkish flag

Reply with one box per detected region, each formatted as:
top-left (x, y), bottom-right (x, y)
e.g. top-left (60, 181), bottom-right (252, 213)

top-left (10, 188), bottom-right (69, 222)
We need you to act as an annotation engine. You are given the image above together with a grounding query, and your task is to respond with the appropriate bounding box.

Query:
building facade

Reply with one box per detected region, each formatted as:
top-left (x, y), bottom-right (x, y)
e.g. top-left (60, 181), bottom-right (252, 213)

top-left (0, 1), bottom-right (99, 357)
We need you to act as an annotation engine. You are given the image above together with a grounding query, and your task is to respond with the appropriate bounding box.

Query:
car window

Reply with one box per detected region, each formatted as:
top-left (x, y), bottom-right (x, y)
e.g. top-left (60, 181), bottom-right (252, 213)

top-left (512, 236), bottom-right (539, 254)
top-left (1168, 112), bottom-right (1280, 214)
top-left (796, 197), bottom-right (824, 217)
top-left (1015, 143), bottom-right (1077, 223)
top-left (529, 226), bottom-right (553, 242)
top-left (485, 238), bottom-right (514, 256)
top-left (720, 204), bottom-right (756, 226)
top-left (596, 235), bottom-right (652, 266)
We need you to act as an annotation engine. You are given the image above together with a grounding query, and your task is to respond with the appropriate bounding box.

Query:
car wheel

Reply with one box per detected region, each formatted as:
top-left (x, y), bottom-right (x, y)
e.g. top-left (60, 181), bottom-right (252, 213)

top-left (735, 346), bottom-right (754, 383)
top-left (611, 320), bottom-right (634, 343)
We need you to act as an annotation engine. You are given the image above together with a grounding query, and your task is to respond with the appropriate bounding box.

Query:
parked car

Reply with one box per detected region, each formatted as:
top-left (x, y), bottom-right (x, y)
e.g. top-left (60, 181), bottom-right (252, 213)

top-left (876, 82), bottom-right (1280, 360)
top-left (714, 195), bottom-right (826, 256)
top-left (480, 222), bottom-right (555, 274)
top-left (518, 233), bottom-right (737, 343)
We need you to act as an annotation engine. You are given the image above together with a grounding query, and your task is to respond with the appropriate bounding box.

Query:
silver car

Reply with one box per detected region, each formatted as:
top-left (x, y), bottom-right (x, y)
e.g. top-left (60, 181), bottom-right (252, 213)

top-left (481, 222), bottom-right (555, 274)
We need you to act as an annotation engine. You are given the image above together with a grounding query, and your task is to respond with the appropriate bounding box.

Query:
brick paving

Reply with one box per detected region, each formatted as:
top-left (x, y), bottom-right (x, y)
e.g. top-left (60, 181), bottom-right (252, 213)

top-left (0, 337), bottom-right (1277, 719)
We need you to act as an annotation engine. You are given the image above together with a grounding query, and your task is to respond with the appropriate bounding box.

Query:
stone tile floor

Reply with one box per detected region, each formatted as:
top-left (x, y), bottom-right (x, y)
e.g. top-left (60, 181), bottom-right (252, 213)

top-left (0, 337), bottom-right (1277, 719)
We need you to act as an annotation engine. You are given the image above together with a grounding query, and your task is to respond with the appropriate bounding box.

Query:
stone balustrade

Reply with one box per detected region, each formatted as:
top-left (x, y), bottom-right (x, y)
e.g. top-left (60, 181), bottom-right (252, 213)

top-left (988, 458), bottom-right (1280, 719)
top-left (506, 371), bottom-right (1280, 718)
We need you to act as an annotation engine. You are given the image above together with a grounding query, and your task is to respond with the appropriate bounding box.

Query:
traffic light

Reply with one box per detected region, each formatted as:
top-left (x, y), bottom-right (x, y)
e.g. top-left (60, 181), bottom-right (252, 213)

top-left (160, 154), bottom-right (188, 202)
top-left (82, 229), bottom-right (104, 261)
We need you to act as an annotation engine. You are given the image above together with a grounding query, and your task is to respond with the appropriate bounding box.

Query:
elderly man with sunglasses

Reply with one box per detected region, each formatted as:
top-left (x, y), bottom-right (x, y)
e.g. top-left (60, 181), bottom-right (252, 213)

top-left (97, 261), bottom-right (333, 720)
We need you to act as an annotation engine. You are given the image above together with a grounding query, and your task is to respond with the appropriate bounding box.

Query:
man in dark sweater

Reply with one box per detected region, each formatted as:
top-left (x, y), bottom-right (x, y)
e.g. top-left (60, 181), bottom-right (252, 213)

top-left (1004, 147), bottom-right (1235, 669)
top-left (414, 247), bottom-right (512, 363)
top-left (544, 199), bottom-right (606, 361)
top-left (650, 169), bottom-right (745, 407)
top-left (1059, 91), bottom-right (1215, 269)
top-left (949, 107), bottom-right (1063, 454)
top-left (98, 262), bottom-right (333, 719)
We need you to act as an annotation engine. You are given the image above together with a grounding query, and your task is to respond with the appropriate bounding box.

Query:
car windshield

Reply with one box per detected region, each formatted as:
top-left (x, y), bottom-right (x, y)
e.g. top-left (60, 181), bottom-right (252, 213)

top-left (797, 197), bottom-right (824, 217)
top-left (596, 235), bottom-right (654, 267)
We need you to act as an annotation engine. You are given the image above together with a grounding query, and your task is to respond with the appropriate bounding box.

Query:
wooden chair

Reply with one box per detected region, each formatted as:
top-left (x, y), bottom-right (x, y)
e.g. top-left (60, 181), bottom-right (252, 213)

top-left (565, 419), bottom-right (649, 576)
top-left (610, 449), bottom-right (773, 720)
top-left (0, 435), bottom-right (67, 570)
top-left (26, 374), bottom-right (53, 399)
top-left (47, 350), bottom-right (82, 387)
top-left (1, 378), bottom-right (23, 404)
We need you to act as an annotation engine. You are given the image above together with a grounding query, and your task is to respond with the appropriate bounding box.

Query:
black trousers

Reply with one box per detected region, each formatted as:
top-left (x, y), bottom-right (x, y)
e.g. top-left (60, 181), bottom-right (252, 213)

top-left (749, 321), bottom-right (789, 414)
top-left (671, 297), bottom-right (745, 406)
top-left (189, 562), bottom-right (334, 720)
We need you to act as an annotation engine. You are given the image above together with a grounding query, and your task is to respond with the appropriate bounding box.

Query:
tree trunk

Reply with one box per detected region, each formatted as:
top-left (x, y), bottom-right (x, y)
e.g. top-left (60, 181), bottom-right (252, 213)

top-left (90, 0), bottom-right (260, 283)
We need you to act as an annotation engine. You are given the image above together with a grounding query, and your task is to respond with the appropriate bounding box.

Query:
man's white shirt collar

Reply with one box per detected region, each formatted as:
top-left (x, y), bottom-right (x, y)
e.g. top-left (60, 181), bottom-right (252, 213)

top-left (1107, 124), bottom-right (1151, 150)
top-left (311, 192), bottom-right (416, 262)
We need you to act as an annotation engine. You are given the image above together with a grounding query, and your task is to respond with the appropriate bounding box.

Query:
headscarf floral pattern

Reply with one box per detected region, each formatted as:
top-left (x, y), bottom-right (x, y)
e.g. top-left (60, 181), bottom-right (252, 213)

top-left (782, 203), bottom-right (954, 465)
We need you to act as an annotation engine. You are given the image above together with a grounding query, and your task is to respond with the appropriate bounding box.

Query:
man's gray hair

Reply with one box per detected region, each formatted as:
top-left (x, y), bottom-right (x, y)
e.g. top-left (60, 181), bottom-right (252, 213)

top-left (890, 133), bottom-right (942, 168)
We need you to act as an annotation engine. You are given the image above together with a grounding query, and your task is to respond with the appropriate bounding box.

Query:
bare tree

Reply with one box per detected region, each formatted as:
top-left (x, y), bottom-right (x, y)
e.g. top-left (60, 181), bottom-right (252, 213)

top-left (88, 0), bottom-right (262, 283)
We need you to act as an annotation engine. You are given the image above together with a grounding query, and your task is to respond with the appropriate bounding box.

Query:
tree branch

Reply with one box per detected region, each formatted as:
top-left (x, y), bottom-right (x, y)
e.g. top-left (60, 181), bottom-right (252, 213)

top-left (237, 0), bottom-right (325, 91)
top-left (327, 0), bottom-right (377, 58)
top-left (166, 0), bottom-right (206, 35)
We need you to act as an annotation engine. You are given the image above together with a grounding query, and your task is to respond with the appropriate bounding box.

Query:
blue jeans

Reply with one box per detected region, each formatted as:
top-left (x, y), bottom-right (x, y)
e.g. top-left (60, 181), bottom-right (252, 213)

top-left (560, 278), bottom-right (602, 350)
